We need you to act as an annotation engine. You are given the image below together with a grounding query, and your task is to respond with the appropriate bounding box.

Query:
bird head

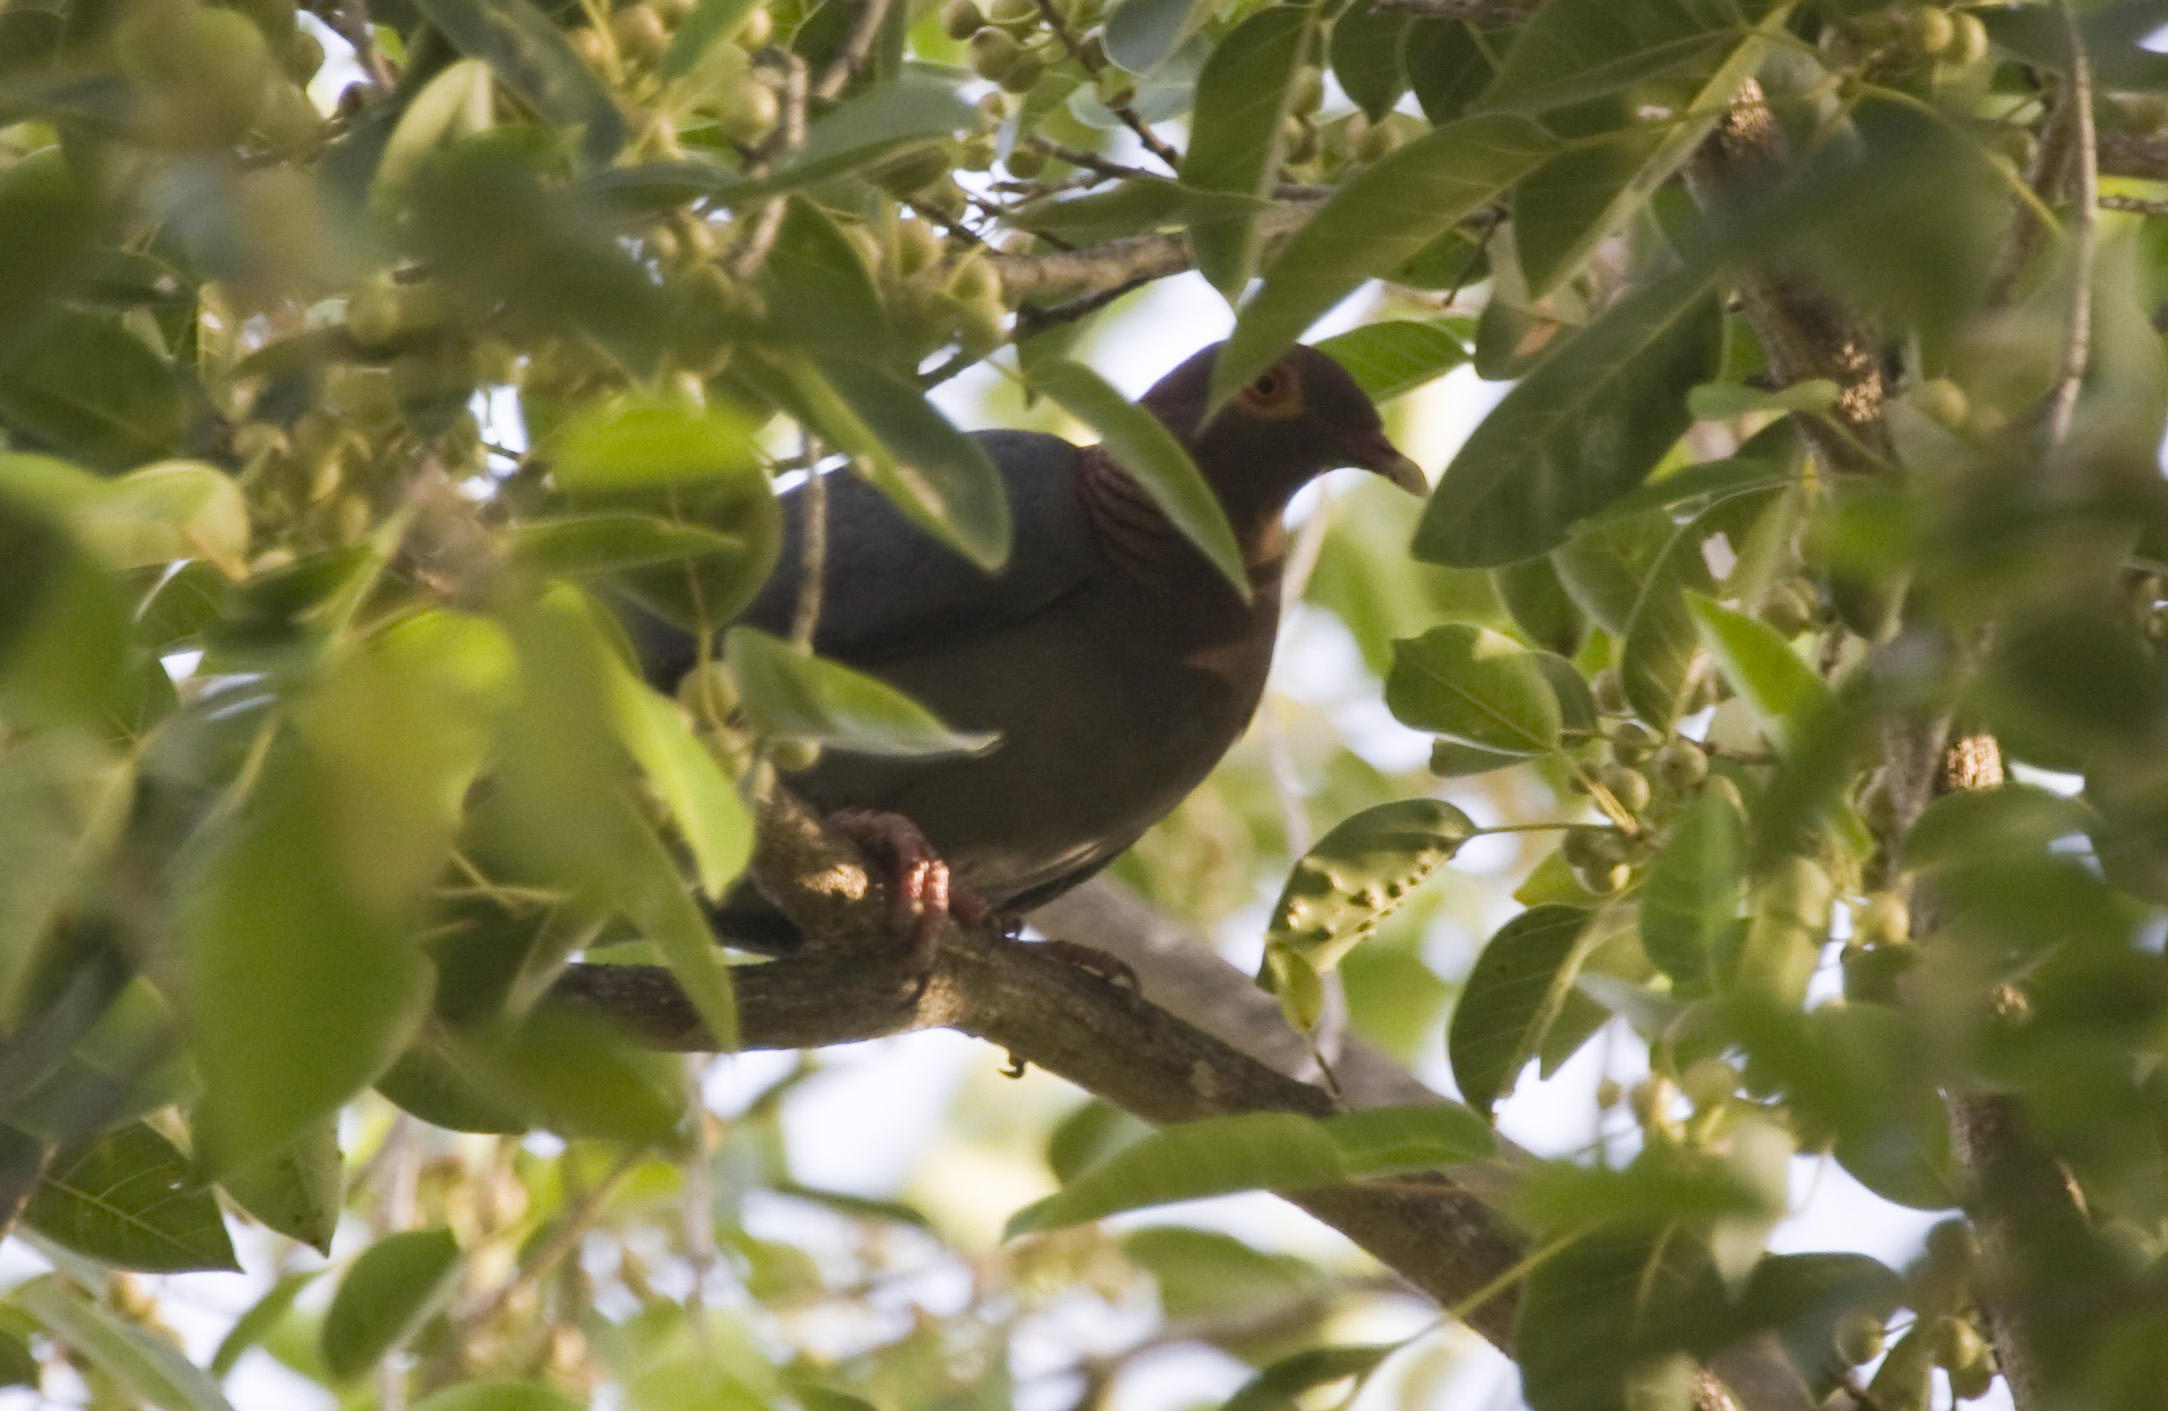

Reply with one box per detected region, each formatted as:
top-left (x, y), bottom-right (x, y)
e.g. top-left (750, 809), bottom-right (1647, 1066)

top-left (1139, 342), bottom-right (1427, 525)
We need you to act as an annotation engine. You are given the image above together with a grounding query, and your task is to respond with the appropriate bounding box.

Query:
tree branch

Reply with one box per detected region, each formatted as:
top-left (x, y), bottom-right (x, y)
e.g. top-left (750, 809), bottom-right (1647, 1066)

top-left (2097, 130), bottom-right (2168, 182)
top-left (987, 204), bottom-right (1316, 302)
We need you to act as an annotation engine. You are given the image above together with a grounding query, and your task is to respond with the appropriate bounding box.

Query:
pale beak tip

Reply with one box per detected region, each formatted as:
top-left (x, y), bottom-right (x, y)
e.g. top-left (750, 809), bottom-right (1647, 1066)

top-left (1344, 429), bottom-right (1428, 496)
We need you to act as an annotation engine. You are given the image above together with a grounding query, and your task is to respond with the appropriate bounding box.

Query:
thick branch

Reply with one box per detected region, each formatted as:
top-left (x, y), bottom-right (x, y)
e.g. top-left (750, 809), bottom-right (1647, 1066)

top-left (2098, 129), bottom-right (2168, 182)
top-left (988, 204), bottom-right (1315, 302)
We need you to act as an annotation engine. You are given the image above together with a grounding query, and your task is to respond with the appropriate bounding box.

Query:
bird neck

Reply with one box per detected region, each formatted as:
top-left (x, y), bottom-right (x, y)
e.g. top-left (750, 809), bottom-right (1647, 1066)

top-left (1075, 445), bottom-right (1289, 597)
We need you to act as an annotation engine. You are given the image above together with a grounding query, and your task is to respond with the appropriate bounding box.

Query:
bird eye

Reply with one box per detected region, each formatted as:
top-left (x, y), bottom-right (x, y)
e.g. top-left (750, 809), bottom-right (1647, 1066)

top-left (1251, 373), bottom-right (1279, 397)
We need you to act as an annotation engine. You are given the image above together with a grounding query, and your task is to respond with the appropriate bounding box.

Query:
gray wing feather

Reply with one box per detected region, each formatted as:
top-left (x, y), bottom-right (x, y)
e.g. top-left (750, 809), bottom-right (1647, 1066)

top-left (737, 430), bottom-right (1101, 663)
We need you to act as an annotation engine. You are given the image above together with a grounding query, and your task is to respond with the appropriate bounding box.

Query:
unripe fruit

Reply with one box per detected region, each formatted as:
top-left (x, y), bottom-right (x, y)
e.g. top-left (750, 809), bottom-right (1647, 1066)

top-left (894, 219), bottom-right (943, 276)
top-left (1289, 65), bottom-right (1324, 116)
top-left (281, 25), bottom-right (323, 80)
top-left (1573, 859), bottom-right (1631, 895)
top-left (1948, 1357), bottom-right (1995, 1402)
top-left (942, 0), bottom-right (986, 40)
top-left (771, 738), bottom-right (822, 771)
top-left (968, 26), bottom-right (1022, 80)
top-left (121, 5), bottom-right (277, 147)
top-left (1945, 11), bottom-right (1988, 65)
top-left (1925, 1216), bottom-right (1980, 1272)
top-left (1004, 142), bottom-right (1046, 178)
top-left (955, 294), bottom-right (1006, 361)
top-left (1901, 6), bottom-right (1954, 57)
top-left (956, 134), bottom-right (998, 170)
top-left (1680, 1056), bottom-right (1736, 1109)
top-left (1610, 719), bottom-right (1662, 765)
top-left (1627, 1076), bottom-right (1673, 1126)
top-left (975, 91), bottom-right (1009, 126)
top-left (1597, 762), bottom-right (1651, 814)
top-left (736, 5), bottom-right (772, 44)
top-left (1854, 892), bottom-right (1909, 946)
top-left (346, 279), bottom-right (402, 347)
top-left (569, 25), bottom-right (608, 65)
top-left (1592, 666), bottom-right (1629, 716)
top-left (947, 255), bottom-right (1000, 304)
top-left (997, 51), bottom-right (1043, 93)
top-left (1354, 120), bottom-right (1402, 163)
top-left (1931, 1315), bottom-right (1985, 1371)
top-left (1756, 577), bottom-right (1818, 637)
top-left (1595, 1077), bottom-right (1623, 1110)
top-left (1651, 738), bottom-right (1709, 792)
top-left (1562, 826), bottom-right (1611, 869)
top-left (2115, 94), bottom-right (2168, 134)
top-left (1913, 376), bottom-right (1970, 431)
top-left (612, 5), bottom-right (670, 63)
top-left (717, 78), bottom-right (779, 142)
top-left (1833, 1310), bottom-right (1886, 1367)
top-left (653, 0), bottom-right (696, 21)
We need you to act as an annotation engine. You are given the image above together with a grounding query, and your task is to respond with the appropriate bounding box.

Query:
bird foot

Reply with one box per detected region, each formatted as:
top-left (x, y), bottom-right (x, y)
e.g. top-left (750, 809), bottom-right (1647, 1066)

top-left (824, 809), bottom-right (990, 973)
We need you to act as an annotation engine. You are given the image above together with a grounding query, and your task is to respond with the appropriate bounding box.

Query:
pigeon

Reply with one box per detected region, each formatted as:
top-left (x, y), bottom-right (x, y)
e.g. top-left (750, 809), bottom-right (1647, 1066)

top-left (633, 341), bottom-right (1425, 956)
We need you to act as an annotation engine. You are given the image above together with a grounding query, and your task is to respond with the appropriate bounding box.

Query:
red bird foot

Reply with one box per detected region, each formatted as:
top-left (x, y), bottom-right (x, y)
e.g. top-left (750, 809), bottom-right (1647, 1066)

top-left (825, 809), bottom-right (991, 973)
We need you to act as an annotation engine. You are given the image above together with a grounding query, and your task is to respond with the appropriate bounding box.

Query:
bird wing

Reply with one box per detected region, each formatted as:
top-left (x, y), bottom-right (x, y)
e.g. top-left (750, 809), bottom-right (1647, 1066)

top-left (735, 429), bottom-right (1103, 663)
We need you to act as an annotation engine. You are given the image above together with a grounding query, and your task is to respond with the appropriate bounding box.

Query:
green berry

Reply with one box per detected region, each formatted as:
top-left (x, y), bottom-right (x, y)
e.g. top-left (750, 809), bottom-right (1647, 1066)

top-left (1573, 859), bottom-right (1632, 896)
top-left (1651, 739), bottom-right (1709, 792)
top-left (968, 25), bottom-right (1022, 80)
top-left (1610, 719), bottom-right (1662, 766)
top-left (1004, 142), bottom-right (1046, 178)
top-left (942, 0), bottom-right (986, 40)
top-left (611, 5), bottom-right (670, 65)
top-left (997, 50), bottom-right (1043, 93)
top-left (1902, 6), bottom-right (1954, 57)
top-left (1914, 377), bottom-right (1970, 431)
top-left (1855, 892), bottom-right (1910, 946)
top-left (1680, 1057), bottom-right (1736, 1110)
top-left (1944, 10), bottom-right (1988, 65)
top-left (1931, 1315), bottom-right (1985, 1372)
top-left (1833, 1310), bottom-right (1887, 1367)
top-left (1756, 578), bottom-right (1819, 637)
top-left (1289, 66), bottom-right (1324, 116)
top-left (1597, 762), bottom-right (1651, 814)
top-left (736, 5), bottom-right (772, 44)
top-left (1591, 666), bottom-right (1629, 717)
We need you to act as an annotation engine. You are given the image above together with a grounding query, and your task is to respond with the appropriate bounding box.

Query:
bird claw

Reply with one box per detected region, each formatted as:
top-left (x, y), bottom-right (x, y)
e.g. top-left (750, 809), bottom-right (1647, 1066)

top-left (1037, 939), bottom-right (1140, 995)
top-left (824, 808), bottom-right (990, 974)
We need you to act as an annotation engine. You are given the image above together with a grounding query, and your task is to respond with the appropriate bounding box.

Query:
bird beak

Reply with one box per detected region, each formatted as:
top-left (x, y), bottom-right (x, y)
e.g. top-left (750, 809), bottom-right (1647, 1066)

top-left (1340, 428), bottom-right (1427, 496)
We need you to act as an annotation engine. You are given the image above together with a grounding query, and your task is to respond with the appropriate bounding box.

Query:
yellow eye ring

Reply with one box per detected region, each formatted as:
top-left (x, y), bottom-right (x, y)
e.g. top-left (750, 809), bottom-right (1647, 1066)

top-left (1239, 362), bottom-right (1303, 417)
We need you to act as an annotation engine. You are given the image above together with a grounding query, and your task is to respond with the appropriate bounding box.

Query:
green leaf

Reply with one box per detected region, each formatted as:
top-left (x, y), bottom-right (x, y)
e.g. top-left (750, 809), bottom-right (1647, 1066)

top-left (21, 1123), bottom-right (237, 1273)
top-left (1477, 0), bottom-right (1779, 115)
top-left (74, 462), bottom-right (250, 571)
top-left (1406, 19), bottom-right (1496, 126)
top-left (1180, 6), bottom-right (1314, 299)
top-left (218, 1118), bottom-right (341, 1254)
top-left (1686, 592), bottom-right (1831, 752)
top-left (1103, 0), bottom-right (1210, 72)
top-left (605, 666), bottom-right (751, 900)
top-left (1330, 0), bottom-right (1410, 121)
top-left (210, 1271), bottom-right (317, 1377)
top-left (725, 626), bottom-right (997, 756)
top-left (1310, 319), bottom-right (1470, 403)
top-left (1028, 357), bottom-right (1247, 594)
top-left (320, 1228), bottom-right (463, 1382)
top-left (0, 1325), bottom-right (38, 1389)
top-left (1620, 487), bottom-right (1780, 729)
top-left (1265, 799), bottom-right (1475, 976)
top-left (759, 198), bottom-right (891, 359)
top-left (1005, 1112), bottom-right (1347, 1237)
top-left (1584, 452), bottom-right (1787, 524)
top-left (375, 1043), bottom-right (532, 1134)
top-left (1494, 557), bottom-right (1585, 658)
top-left (1415, 273), bottom-right (1723, 566)
top-left (1728, 856), bottom-right (1833, 1010)
top-left (17, 1274), bottom-right (233, 1411)
top-left (547, 398), bottom-right (768, 493)
top-left (510, 514), bottom-right (752, 579)
top-left (0, 147), bottom-right (93, 360)
top-left (591, 475), bottom-right (783, 632)
top-left (1384, 624), bottom-right (1562, 755)
top-left (1320, 1102), bottom-right (1495, 1168)
top-left (0, 309), bottom-right (184, 471)
top-left (181, 743), bottom-right (433, 1175)
top-left (0, 731), bottom-right (132, 1028)
top-left (1447, 905), bottom-right (1591, 1114)
top-left (407, 0), bottom-right (624, 166)
top-left (1123, 1226), bottom-right (1322, 1321)
top-left (818, 359), bottom-right (1012, 573)
top-left (659, 0), bottom-right (761, 79)
top-left (451, 1011), bottom-right (686, 1145)
top-left (1428, 739), bottom-right (1525, 777)
top-left (412, 1382), bottom-right (588, 1411)
top-left (1222, 1343), bottom-right (1403, 1411)
top-left (1687, 378), bottom-right (1841, 421)
top-left (1216, 112), bottom-right (1554, 404)
top-left (371, 59), bottom-right (496, 213)
top-left (793, 76), bottom-right (977, 168)
top-left (1640, 789), bottom-right (1745, 984)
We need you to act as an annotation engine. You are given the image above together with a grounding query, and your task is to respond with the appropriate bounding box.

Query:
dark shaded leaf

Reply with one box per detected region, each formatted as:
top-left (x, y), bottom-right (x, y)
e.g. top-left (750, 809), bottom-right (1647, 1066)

top-left (1620, 487), bottom-right (1779, 729)
top-left (1641, 789), bottom-right (1745, 984)
top-left (1329, 0), bottom-right (1409, 122)
top-left (22, 1123), bottom-right (237, 1273)
top-left (0, 310), bottom-right (184, 471)
top-left (1477, 0), bottom-right (1777, 115)
top-left (17, 1275), bottom-right (232, 1411)
top-left (1222, 1343), bottom-right (1402, 1411)
top-left (219, 1119), bottom-right (340, 1253)
top-left (320, 1228), bottom-right (463, 1381)
top-left (1448, 905), bottom-right (1591, 1114)
top-left (1311, 318), bottom-right (1470, 403)
top-left (1181, 5), bottom-right (1313, 298)
top-left (408, 0), bottom-right (624, 165)
top-left (726, 625), bottom-right (997, 756)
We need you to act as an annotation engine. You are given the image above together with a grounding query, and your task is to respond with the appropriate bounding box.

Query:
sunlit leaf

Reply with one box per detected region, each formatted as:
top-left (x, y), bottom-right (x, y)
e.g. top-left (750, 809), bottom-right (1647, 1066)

top-left (1006, 1112), bottom-right (1344, 1236)
top-left (548, 398), bottom-right (768, 493)
top-left (1416, 273), bottom-right (1723, 566)
top-left (1216, 112), bottom-right (1554, 403)
top-left (1029, 357), bottom-right (1246, 593)
top-left (1448, 905), bottom-right (1590, 1114)
top-left (1181, 5), bottom-right (1313, 298)
top-left (1311, 319), bottom-right (1470, 403)
top-left (1620, 487), bottom-right (1779, 729)
top-left (1321, 1102), bottom-right (1494, 1168)
top-left (17, 1274), bottom-right (233, 1411)
top-left (1385, 624), bottom-right (1562, 755)
top-left (218, 1118), bottom-right (340, 1254)
top-left (1687, 592), bottom-right (1831, 752)
top-left (1223, 1343), bottom-right (1403, 1411)
top-left (22, 1123), bottom-right (237, 1273)
top-left (412, 1382), bottom-right (588, 1411)
top-left (320, 1228), bottom-right (463, 1382)
top-left (725, 625), bottom-right (996, 756)
top-left (1640, 789), bottom-right (1745, 984)
top-left (408, 0), bottom-right (624, 165)
top-left (1265, 798), bottom-right (1474, 979)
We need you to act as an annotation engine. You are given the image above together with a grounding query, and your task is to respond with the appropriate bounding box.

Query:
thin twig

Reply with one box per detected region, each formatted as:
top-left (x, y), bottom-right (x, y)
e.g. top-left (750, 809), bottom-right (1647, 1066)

top-left (1026, 0), bottom-right (1184, 171)
top-left (812, 0), bottom-right (893, 102)
top-left (788, 430), bottom-right (828, 649)
top-left (452, 1146), bottom-right (647, 1340)
top-left (2045, 0), bottom-right (2096, 447)
top-left (2101, 194), bottom-right (2168, 217)
top-left (729, 54), bottom-right (809, 279)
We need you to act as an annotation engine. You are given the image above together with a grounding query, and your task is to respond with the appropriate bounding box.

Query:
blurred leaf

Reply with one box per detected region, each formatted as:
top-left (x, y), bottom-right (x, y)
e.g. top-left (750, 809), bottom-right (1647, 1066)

top-left (452, 1010), bottom-right (685, 1145)
top-left (0, 147), bottom-right (92, 358)
top-left (1030, 356), bottom-right (1246, 593)
top-left (1687, 592), bottom-right (1831, 752)
top-left (1514, 1227), bottom-right (1708, 1411)
top-left (597, 474), bottom-right (783, 632)
top-left (1216, 112), bottom-right (1554, 403)
top-left (0, 309), bottom-right (184, 471)
top-left (1311, 319), bottom-right (1469, 403)
top-left (1385, 624), bottom-right (1562, 755)
top-left (606, 666), bottom-right (750, 900)
top-left (0, 1326), bottom-right (36, 1389)
top-left (1222, 1343), bottom-right (1402, 1411)
top-left (1909, 784), bottom-right (2093, 873)
top-left (511, 514), bottom-right (756, 578)
top-left (1687, 379), bottom-right (1840, 421)
top-left (1448, 905), bottom-right (1590, 1114)
top-left (1008, 1107), bottom-right (1468, 1236)
top-left (1048, 1099), bottom-right (1151, 1184)
top-left (1641, 789), bottom-right (1745, 984)
top-left (1330, 0), bottom-right (1409, 121)
top-left (412, 1383), bottom-right (587, 1411)
top-left (210, 1271), bottom-right (314, 1375)
top-left (408, 0), bottom-right (624, 166)
top-left (1865, 1325), bottom-right (1934, 1411)
top-left (1429, 739), bottom-right (1525, 777)
top-left (1123, 1226), bottom-right (1322, 1322)
top-left (819, 359), bottom-right (1011, 573)
top-left (1321, 1102), bottom-right (1494, 1168)
top-left (548, 398), bottom-right (768, 493)
top-left (726, 625), bottom-right (996, 756)
top-left (1104, 0), bottom-right (1210, 72)
top-left (371, 59), bottom-right (496, 214)
top-left (1621, 487), bottom-right (1779, 728)
top-left (1181, 6), bottom-right (1313, 298)
top-left (660, 0), bottom-right (763, 78)
top-left (1406, 20), bottom-right (1496, 126)
top-left (760, 198), bottom-right (891, 359)
top-left (1417, 275), bottom-right (1722, 566)
top-left (218, 1118), bottom-right (340, 1254)
top-left (181, 740), bottom-right (432, 1175)
top-left (1586, 452), bottom-right (1787, 525)
top-left (22, 1123), bottom-right (236, 1272)
top-left (320, 1227), bottom-right (463, 1382)
top-left (1728, 856), bottom-right (1832, 1010)
top-left (376, 1042), bottom-right (532, 1134)
top-left (0, 731), bottom-right (132, 1027)
top-left (1493, 556), bottom-right (1584, 658)
top-left (1265, 798), bottom-right (1474, 978)
top-left (17, 1274), bottom-right (232, 1411)
top-left (1477, 0), bottom-right (1781, 114)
